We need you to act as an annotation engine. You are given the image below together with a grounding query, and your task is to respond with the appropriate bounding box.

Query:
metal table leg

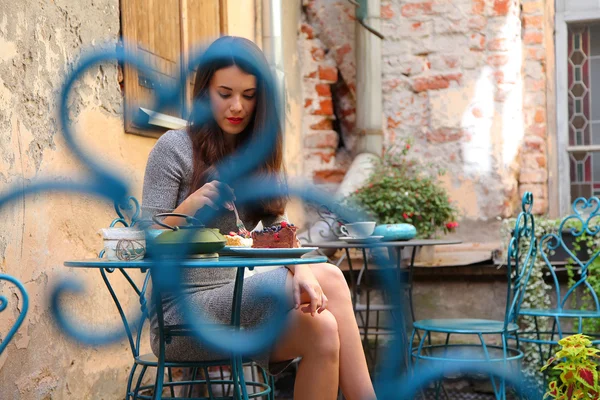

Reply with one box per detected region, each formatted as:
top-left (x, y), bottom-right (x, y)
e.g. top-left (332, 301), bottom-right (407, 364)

top-left (360, 248), bottom-right (373, 369)
top-left (152, 289), bottom-right (166, 400)
top-left (392, 246), bottom-right (420, 370)
top-left (344, 247), bottom-right (358, 312)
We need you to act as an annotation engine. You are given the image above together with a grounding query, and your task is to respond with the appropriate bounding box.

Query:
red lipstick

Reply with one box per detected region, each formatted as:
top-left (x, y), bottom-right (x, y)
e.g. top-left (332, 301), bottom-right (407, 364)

top-left (227, 117), bottom-right (243, 125)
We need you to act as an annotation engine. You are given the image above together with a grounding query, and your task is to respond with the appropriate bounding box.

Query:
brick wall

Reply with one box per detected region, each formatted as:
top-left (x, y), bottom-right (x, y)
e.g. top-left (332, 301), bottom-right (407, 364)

top-left (299, 15), bottom-right (344, 188)
top-left (299, 0), bottom-right (549, 217)
top-left (519, 0), bottom-right (548, 215)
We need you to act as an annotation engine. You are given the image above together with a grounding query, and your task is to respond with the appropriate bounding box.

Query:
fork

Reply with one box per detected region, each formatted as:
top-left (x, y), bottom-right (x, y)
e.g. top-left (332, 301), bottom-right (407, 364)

top-left (230, 202), bottom-right (250, 236)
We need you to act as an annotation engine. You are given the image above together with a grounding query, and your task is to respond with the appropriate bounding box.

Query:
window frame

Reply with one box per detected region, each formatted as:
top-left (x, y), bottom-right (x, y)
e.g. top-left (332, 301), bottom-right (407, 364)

top-left (556, 0), bottom-right (600, 215)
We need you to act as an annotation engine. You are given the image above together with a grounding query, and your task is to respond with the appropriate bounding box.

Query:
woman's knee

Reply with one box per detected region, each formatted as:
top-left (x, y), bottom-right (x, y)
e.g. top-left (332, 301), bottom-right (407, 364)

top-left (302, 309), bottom-right (340, 358)
top-left (314, 263), bottom-right (351, 300)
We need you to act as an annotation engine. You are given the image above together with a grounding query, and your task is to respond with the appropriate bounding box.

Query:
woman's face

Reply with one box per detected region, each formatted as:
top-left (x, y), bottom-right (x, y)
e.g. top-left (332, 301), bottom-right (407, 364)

top-left (209, 65), bottom-right (257, 136)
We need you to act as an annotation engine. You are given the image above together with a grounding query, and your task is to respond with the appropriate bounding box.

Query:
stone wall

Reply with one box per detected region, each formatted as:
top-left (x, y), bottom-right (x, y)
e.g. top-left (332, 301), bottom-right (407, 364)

top-left (299, 0), bottom-right (551, 220)
top-left (298, 19), bottom-right (343, 189)
top-left (519, 0), bottom-right (549, 215)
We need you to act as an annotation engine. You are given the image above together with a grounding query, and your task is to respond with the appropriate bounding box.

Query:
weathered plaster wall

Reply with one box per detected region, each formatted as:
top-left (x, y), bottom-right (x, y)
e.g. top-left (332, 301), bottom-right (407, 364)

top-left (0, 1), bottom-right (279, 397)
top-left (0, 1), bottom-right (160, 398)
top-left (226, 0), bottom-right (256, 40)
top-left (281, 0), bottom-right (310, 224)
top-left (299, 0), bottom-right (551, 227)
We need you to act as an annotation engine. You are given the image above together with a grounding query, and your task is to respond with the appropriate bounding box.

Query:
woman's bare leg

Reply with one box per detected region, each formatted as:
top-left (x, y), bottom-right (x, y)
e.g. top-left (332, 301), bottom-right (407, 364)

top-left (271, 265), bottom-right (375, 400)
top-left (309, 263), bottom-right (376, 400)
top-left (270, 272), bottom-right (340, 400)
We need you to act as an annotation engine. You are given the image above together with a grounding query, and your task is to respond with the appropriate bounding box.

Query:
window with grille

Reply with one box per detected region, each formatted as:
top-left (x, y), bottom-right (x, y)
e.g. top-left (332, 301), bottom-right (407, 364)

top-left (567, 24), bottom-right (600, 199)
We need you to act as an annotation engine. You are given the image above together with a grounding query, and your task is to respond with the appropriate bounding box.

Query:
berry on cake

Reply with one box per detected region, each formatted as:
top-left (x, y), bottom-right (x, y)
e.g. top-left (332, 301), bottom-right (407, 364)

top-left (251, 221), bottom-right (299, 248)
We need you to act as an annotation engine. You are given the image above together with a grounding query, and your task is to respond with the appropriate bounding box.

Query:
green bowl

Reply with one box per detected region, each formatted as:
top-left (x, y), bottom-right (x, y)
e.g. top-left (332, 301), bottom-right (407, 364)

top-left (151, 227), bottom-right (226, 256)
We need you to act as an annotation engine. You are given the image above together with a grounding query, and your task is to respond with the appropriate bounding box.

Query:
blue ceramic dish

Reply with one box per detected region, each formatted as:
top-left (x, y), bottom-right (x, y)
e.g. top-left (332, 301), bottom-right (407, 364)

top-left (373, 223), bottom-right (417, 241)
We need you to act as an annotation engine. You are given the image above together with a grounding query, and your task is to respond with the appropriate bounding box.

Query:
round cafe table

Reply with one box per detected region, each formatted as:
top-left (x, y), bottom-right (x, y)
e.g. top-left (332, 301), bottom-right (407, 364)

top-left (64, 254), bottom-right (327, 400)
top-left (304, 239), bottom-right (461, 371)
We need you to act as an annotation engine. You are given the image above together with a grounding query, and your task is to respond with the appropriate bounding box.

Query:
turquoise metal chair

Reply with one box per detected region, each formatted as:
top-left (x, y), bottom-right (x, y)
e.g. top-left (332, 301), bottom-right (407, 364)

top-left (410, 193), bottom-right (538, 400)
top-left (517, 196), bottom-right (600, 366)
top-left (99, 197), bottom-right (274, 400)
top-left (0, 274), bottom-right (28, 354)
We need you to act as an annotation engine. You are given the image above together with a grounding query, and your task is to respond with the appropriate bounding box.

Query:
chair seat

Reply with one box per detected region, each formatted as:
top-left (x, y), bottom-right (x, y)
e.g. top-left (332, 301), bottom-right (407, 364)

top-left (411, 343), bottom-right (523, 363)
top-left (520, 308), bottom-right (600, 318)
top-left (413, 318), bottom-right (518, 334)
top-left (135, 353), bottom-right (254, 368)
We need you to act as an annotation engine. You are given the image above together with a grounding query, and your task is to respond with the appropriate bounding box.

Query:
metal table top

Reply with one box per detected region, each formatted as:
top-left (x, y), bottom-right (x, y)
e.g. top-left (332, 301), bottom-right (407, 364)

top-left (64, 255), bottom-right (327, 269)
top-left (305, 239), bottom-right (462, 249)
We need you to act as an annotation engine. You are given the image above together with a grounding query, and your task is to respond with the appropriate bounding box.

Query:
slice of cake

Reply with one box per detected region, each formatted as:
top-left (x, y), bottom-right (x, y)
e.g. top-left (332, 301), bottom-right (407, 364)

top-left (225, 231), bottom-right (253, 247)
top-left (251, 221), bottom-right (299, 248)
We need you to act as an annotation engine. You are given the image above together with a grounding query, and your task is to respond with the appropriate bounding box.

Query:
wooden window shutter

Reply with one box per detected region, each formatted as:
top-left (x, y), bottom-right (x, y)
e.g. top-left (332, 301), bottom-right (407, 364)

top-left (181, 0), bottom-right (226, 117)
top-left (121, 0), bottom-right (184, 137)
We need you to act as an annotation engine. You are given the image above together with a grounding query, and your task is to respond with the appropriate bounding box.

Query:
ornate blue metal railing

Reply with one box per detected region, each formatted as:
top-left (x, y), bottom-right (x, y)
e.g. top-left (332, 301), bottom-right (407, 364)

top-left (0, 39), bottom-right (545, 399)
top-left (540, 197), bottom-right (600, 314)
top-left (0, 274), bottom-right (29, 354)
top-left (518, 196), bottom-right (600, 371)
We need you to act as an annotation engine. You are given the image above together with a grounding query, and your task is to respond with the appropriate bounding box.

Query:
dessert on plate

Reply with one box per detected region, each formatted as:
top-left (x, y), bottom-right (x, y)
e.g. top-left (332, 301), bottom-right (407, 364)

top-left (225, 231), bottom-right (253, 247)
top-left (251, 221), bottom-right (299, 248)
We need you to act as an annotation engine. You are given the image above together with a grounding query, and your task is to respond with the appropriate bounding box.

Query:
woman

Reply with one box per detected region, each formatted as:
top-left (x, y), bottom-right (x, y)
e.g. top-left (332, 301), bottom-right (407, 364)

top-left (141, 36), bottom-right (375, 400)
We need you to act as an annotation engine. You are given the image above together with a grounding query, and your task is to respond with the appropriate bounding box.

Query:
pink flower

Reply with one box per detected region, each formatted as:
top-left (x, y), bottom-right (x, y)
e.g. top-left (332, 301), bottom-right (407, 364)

top-left (403, 212), bottom-right (409, 219)
top-left (406, 144), bottom-right (411, 150)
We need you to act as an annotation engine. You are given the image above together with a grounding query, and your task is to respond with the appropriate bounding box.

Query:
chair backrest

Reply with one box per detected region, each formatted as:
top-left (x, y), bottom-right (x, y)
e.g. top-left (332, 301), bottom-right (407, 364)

top-left (0, 274), bottom-right (29, 354)
top-left (298, 205), bottom-right (346, 244)
top-left (98, 196), bottom-right (151, 359)
top-left (538, 197), bottom-right (600, 313)
top-left (504, 192), bottom-right (538, 329)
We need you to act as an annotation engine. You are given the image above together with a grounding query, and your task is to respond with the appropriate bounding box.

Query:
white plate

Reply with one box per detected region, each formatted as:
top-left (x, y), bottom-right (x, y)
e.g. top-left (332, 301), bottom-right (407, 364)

top-left (219, 246), bottom-right (319, 258)
top-left (339, 236), bottom-right (384, 244)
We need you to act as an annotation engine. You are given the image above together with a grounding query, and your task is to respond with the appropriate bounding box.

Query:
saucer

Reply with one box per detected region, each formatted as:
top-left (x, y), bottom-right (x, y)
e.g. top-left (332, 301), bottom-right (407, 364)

top-left (340, 236), bottom-right (383, 244)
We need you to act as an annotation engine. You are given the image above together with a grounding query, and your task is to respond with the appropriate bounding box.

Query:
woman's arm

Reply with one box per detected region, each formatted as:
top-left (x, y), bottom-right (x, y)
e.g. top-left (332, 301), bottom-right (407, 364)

top-left (141, 131), bottom-right (234, 229)
top-left (141, 131), bottom-right (205, 228)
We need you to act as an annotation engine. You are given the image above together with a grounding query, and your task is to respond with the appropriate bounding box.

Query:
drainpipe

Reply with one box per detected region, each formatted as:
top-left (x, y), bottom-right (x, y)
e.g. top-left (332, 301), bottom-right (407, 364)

top-left (336, 0), bottom-right (383, 199)
top-left (261, 0), bottom-right (285, 128)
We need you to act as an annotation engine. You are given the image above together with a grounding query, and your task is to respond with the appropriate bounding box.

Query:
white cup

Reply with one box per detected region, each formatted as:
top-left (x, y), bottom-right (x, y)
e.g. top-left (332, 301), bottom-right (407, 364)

top-left (340, 222), bottom-right (376, 238)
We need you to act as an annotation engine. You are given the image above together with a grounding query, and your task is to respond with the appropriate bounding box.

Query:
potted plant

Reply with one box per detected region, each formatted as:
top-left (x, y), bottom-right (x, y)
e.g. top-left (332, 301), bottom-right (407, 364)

top-left (343, 140), bottom-right (459, 239)
top-left (541, 334), bottom-right (600, 399)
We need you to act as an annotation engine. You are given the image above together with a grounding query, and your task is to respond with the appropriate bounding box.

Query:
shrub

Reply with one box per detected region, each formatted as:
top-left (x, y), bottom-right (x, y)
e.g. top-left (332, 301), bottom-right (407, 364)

top-left (344, 140), bottom-right (459, 238)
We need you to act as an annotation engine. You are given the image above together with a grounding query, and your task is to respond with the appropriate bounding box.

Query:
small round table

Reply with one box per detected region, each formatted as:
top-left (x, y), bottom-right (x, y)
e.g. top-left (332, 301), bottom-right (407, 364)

top-left (305, 239), bottom-right (461, 371)
top-left (64, 255), bottom-right (327, 400)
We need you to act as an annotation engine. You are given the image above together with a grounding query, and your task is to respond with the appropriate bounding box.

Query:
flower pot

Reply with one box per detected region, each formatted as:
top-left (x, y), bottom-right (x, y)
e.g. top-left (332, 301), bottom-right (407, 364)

top-left (540, 230), bottom-right (590, 264)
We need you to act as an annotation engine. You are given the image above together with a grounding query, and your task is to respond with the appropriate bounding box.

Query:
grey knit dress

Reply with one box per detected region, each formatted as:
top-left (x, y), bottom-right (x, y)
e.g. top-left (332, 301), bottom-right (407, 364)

top-left (141, 129), bottom-right (293, 373)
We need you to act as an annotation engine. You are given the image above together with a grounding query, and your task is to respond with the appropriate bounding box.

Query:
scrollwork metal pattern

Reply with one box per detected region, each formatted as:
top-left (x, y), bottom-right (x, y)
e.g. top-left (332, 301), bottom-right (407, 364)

top-left (0, 38), bottom-right (542, 398)
top-left (0, 274), bottom-right (29, 354)
top-left (504, 192), bottom-right (538, 326)
top-left (539, 196), bottom-right (600, 312)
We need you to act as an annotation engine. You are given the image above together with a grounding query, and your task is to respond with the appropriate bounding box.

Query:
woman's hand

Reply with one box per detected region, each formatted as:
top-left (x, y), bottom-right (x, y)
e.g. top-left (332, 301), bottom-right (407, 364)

top-left (291, 265), bottom-right (328, 316)
top-left (188, 180), bottom-right (235, 212)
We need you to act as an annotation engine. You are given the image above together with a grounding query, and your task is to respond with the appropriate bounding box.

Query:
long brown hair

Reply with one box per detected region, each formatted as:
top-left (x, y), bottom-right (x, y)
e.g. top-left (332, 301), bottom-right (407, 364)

top-left (187, 36), bottom-right (286, 221)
